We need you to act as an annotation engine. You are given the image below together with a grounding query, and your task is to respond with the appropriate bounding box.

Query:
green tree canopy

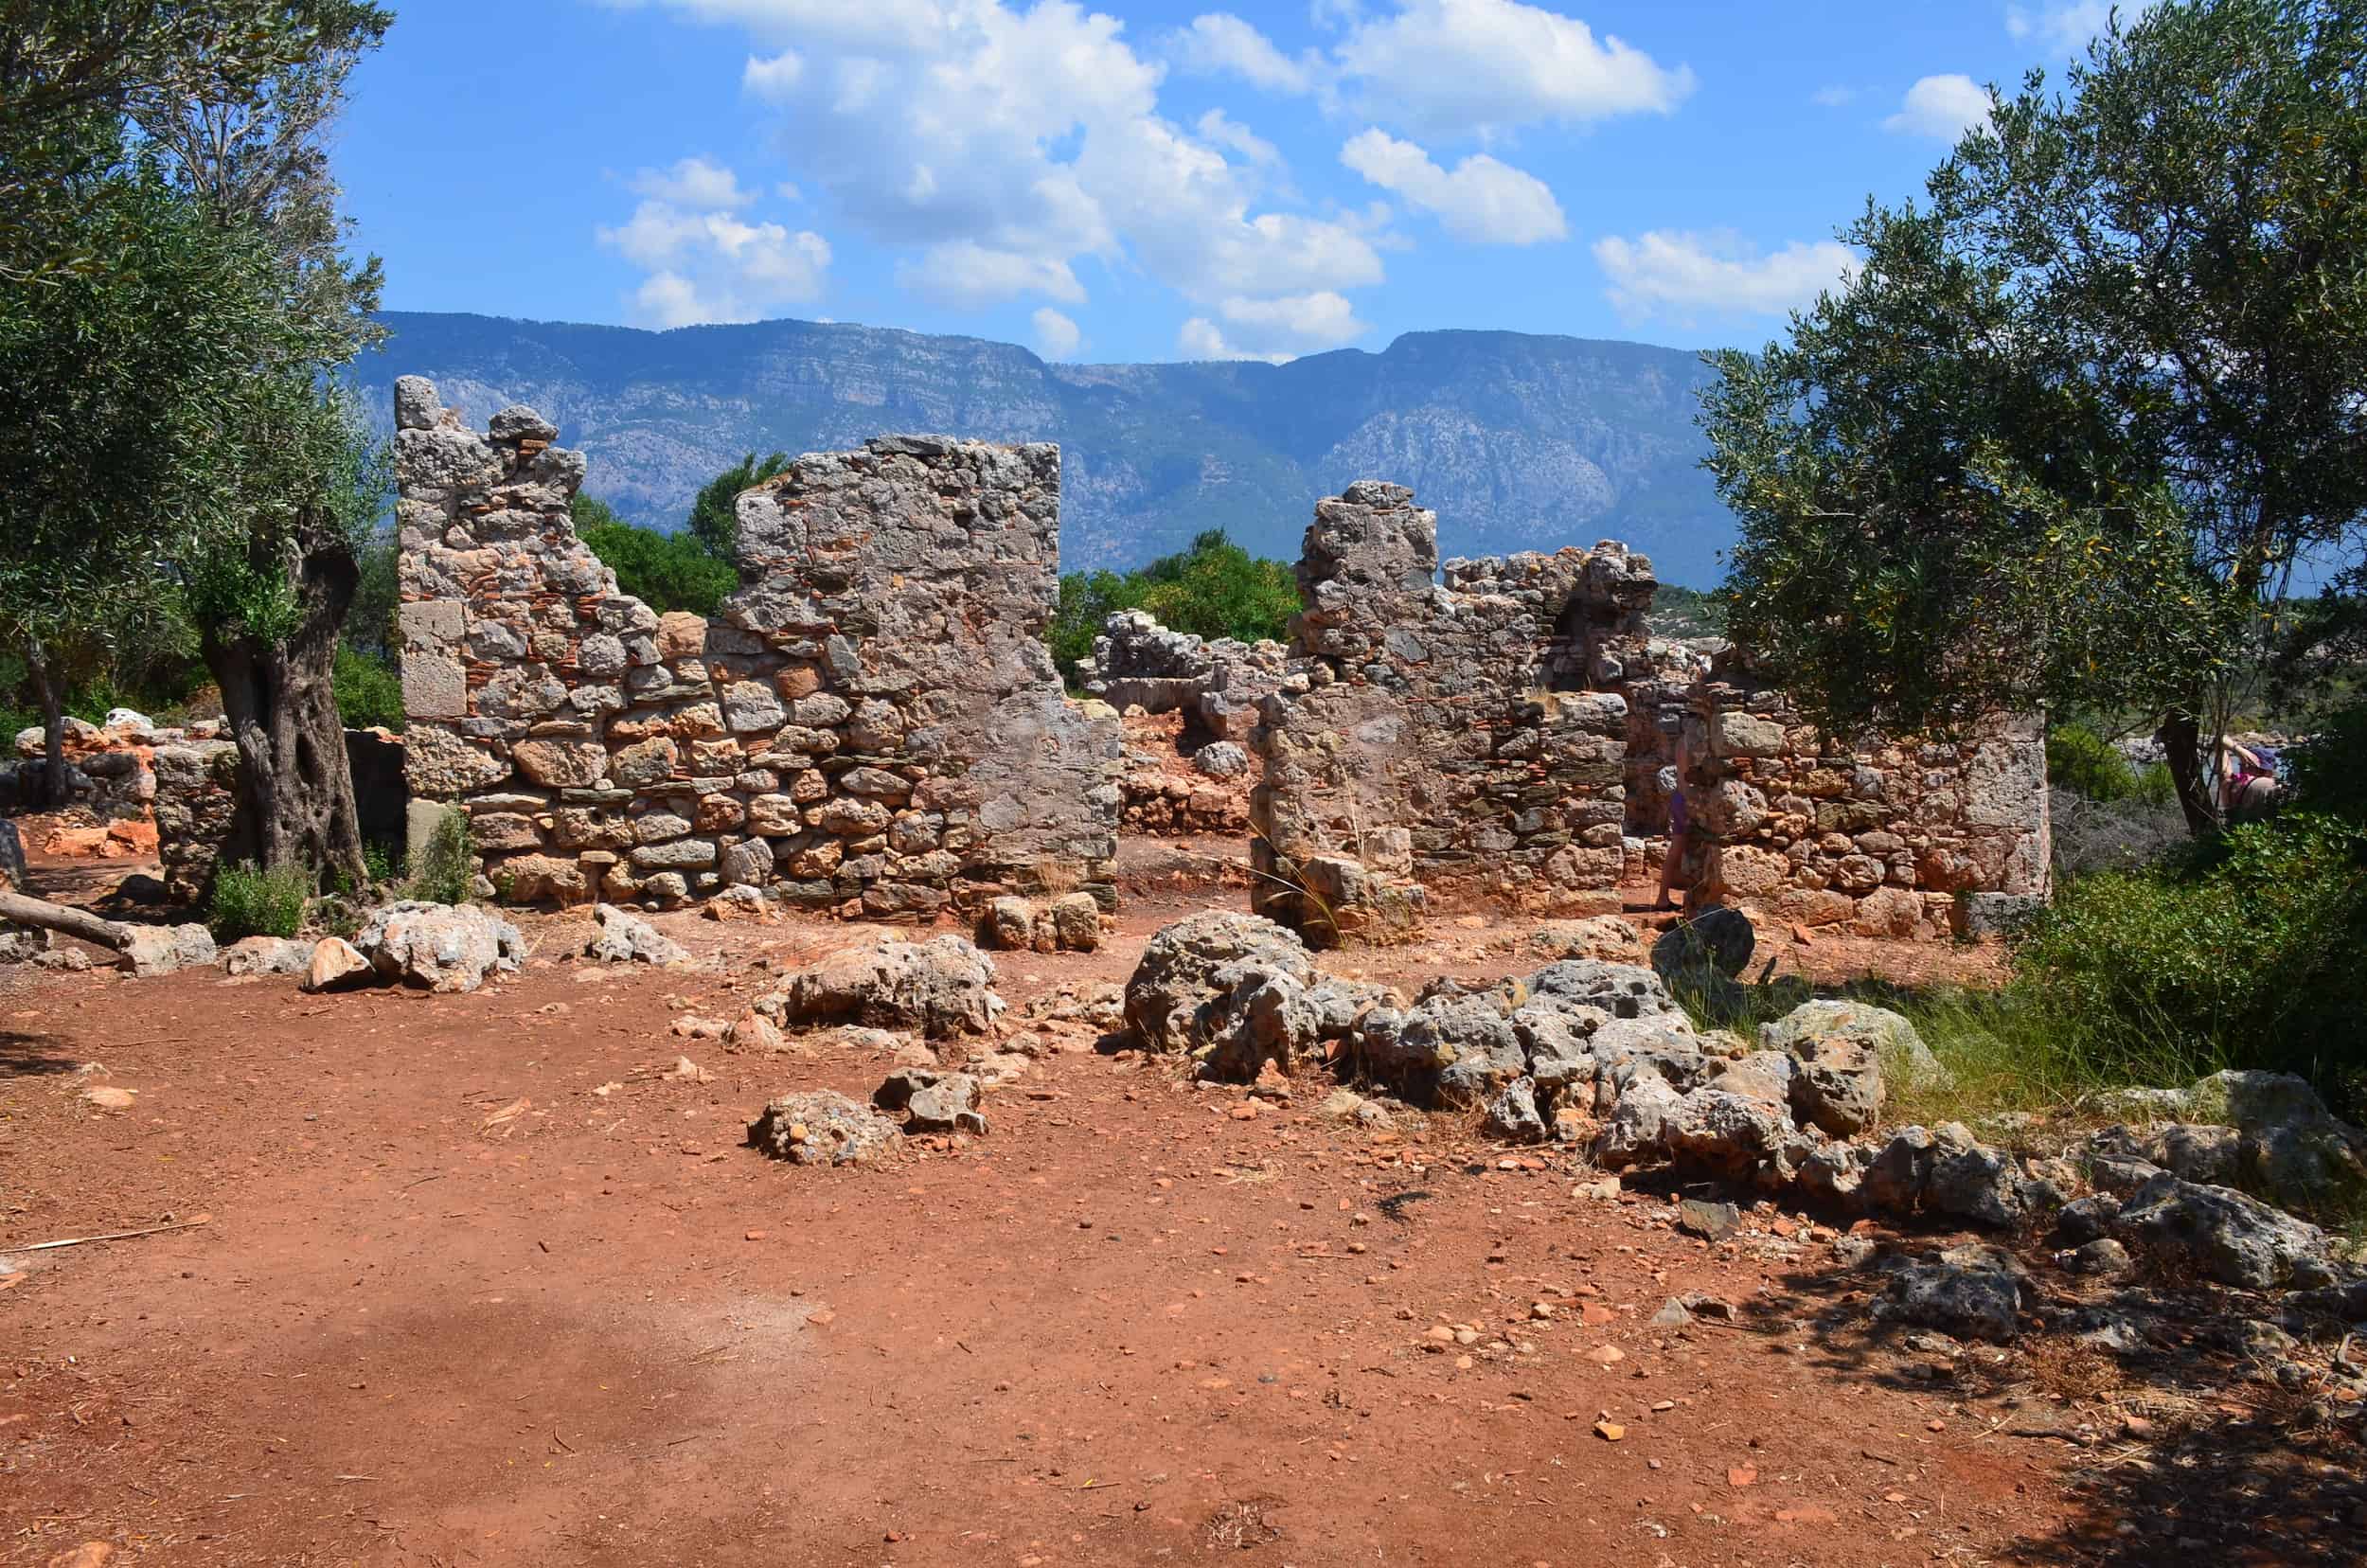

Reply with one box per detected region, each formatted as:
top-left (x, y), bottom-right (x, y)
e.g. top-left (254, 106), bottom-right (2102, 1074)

top-left (1046, 528), bottom-right (1299, 686)
top-left (686, 451), bottom-right (788, 561)
top-left (1700, 0), bottom-right (2367, 832)
top-left (576, 494), bottom-right (740, 617)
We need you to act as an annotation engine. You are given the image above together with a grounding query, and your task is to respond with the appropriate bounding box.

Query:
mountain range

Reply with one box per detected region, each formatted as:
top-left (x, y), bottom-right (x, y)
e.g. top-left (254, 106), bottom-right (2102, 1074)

top-left (355, 312), bottom-right (1737, 587)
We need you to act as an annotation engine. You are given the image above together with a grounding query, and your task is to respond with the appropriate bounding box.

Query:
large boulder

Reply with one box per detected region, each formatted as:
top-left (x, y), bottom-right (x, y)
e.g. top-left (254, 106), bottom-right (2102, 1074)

top-left (2114, 1171), bottom-right (2335, 1290)
top-left (1650, 905), bottom-right (1754, 985)
top-left (1526, 959), bottom-right (1682, 1020)
top-left (1874, 1246), bottom-right (2026, 1343)
top-left (352, 901), bottom-right (526, 993)
top-left (1124, 912), bottom-right (1313, 1054)
top-left (120, 923), bottom-right (219, 978)
top-left (747, 1090), bottom-right (900, 1166)
top-left (1760, 1000), bottom-right (1950, 1092)
top-left (584, 903), bottom-right (689, 967)
top-left (2186, 1069), bottom-right (2367, 1210)
top-left (766, 935), bottom-right (1000, 1038)
top-left (223, 935), bottom-right (313, 977)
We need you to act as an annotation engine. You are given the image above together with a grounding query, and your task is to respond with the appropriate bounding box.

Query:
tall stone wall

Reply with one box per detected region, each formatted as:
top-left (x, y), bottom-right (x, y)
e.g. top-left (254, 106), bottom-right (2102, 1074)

top-left (1248, 482), bottom-right (1648, 935)
top-left (393, 378), bottom-right (1120, 918)
top-left (1676, 656), bottom-right (2050, 937)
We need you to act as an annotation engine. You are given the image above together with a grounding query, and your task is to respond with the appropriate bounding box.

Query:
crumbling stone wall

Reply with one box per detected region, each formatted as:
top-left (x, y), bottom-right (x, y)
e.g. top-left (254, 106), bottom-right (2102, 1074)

top-left (1676, 655), bottom-right (2050, 937)
top-left (1249, 482), bottom-right (1646, 935)
top-left (1078, 610), bottom-right (1288, 741)
top-left (1247, 480), bottom-right (2051, 943)
top-left (393, 378), bottom-right (1120, 918)
top-left (152, 740), bottom-right (239, 903)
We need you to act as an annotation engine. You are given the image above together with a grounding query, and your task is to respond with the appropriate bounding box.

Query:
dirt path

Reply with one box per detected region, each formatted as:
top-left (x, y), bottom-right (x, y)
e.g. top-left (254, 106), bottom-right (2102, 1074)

top-left (0, 887), bottom-right (2113, 1565)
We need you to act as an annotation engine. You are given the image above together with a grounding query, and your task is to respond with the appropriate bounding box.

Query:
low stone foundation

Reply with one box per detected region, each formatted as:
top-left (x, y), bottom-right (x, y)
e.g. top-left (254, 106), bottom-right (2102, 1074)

top-left (1078, 610), bottom-right (1288, 742)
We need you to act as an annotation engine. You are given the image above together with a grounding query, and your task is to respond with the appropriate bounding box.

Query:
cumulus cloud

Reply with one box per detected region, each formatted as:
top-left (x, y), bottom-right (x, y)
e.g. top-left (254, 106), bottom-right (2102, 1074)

top-left (742, 48), bottom-right (804, 98)
top-left (1332, 0), bottom-right (1693, 137)
top-left (1593, 230), bottom-right (1854, 323)
top-left (897, 241), bottom-right (1086, 306)
top-left (599, 159), bottom-right (831, 327)
top-left (1179, 291), bottom-right (1368, 362)
top-left (1195, 108), bottom-right (1279, 167)
top-left (1172, 12), bottom-right (1316, 93)
top-left (1339, 128), bottom-right (1564, 244)
top-left (1883, 74), bottom-right (1992, 140)
top-left (1032, 306), bottom-right (1083, 359)
top-left (2006, 1), bottom-right (2149, 53)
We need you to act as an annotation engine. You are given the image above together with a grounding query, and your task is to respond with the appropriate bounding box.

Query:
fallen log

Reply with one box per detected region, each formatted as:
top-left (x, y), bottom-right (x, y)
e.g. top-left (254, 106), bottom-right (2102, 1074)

top-left (0, 890), bottom-right (133, 953)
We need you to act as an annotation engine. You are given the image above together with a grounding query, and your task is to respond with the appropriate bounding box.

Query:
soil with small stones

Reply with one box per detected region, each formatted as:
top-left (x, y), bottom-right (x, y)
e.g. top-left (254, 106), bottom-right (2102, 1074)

top-left (0, 849), bottom-right (2347, 1566)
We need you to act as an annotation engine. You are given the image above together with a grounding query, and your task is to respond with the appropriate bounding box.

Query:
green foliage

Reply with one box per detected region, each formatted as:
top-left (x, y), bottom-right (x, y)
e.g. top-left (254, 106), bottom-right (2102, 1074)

top-left (2289, 703), bottom-right (2367, 826)
top-left (577, 493), bottom-right (740, 616)
top-left (403, 809), bottom-right (475, 906)
top-left (347, 529), bottom-right (399, 656)
top-left (686, 451), bottom-right (788, 561)
top-left (1700, 0), bottom-right (2367, 751)
top-left (2010, 813), bottom-right (2367, 1104)
top-left (1646, 583), bottom-right (1726, 639)
top-left (207, 859), bottom-right (311, 941)
top-left (1047, 529), bottom-right (1298, 686)
top-left (332, 645), bottom-right (403, 731)
top-left (2046, 722), bottom-right (2139, 802)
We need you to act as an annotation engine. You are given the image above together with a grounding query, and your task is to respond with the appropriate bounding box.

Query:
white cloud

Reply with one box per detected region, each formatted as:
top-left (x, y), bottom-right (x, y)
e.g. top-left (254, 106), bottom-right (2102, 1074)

top-left (1339, 128), bottom-right (1564, 245)
top-left (1179, 290), bottom-right (1368, 362)
top-left (1195, 108), bottom-right (1278, 167)
top-left (1809, 85), bottom-right (1858, 108)
top-left (1593, 230), bottom-right (1854, 322)
top-left (628, 155), bottom-right (755, 209)
top-left (1032, 306), bottom-right (1082, 359)
top-left (2006, 1), bottom-right (2148, 53)
top-left (897, 240), bottom-right (1086, 306)
top-left (1172, 12), bottom-right (1316, 93)
top-left (743, 48), bottom-right (805, 98)
top-left (1333, 0), bottom-right (1693, 137)
top-left (599, 159), bottom-right (831, 327)
top-left (1883, 74), bottom-right (1992, 140)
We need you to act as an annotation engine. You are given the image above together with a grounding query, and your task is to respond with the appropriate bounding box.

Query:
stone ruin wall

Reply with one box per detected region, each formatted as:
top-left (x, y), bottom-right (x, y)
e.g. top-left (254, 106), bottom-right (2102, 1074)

top-left (392, 377), bottom-right (1121, 919)
top-left (1676, 660), bottom-right (2050, 938)
top-left (1248, 482), bottom-right (1673, 935)
top-left (1077, 610), bottom-right (1289, 741)
top-left (1247, 479), bottom-right (2051, 942)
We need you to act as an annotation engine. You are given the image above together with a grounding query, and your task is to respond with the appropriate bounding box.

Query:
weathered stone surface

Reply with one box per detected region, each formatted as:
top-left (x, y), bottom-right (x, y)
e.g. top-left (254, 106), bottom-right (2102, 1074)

top-left (584, 902), bottom-right (688, 966)
top-left (747, 1091), bottom-right (899, 1166)
top-left (1523, 916), bottom-right (1645, 964)
top-left (1046, 892), bottom-right (1101, 953)
top-left (979, 896), bottom-right (1036, 952)
top-left (1875, 1249), bottom-right (2024, 1343)
top-left (121, 923), bottom-right (218, 978)
top-left (352, 901), bottom-right (525, 993)
top-left (1123, 912), bottom-right (1314, 1055)
top-left (223, 936), bottom-right (312, 977)
top-left (2114, 1172), bottom-right (2333, 1290)
top-left (301, 935), bottom-right (372, 993)
top-left (874, 1068), bottom-right (983, 1132)
top-left (1760, 1001), bottom-right (1949, 1092)
top-left (766, 935), bottom-right (999, 1038)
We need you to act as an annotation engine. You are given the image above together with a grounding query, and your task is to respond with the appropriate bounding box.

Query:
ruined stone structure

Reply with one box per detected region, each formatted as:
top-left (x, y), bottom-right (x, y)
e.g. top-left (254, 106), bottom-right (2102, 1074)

top-left (393, 378), bottom-right (1120, 918)
top-left (1675, 656), bottom-right (2050, 937)
top-left (1248, 480), bottom-right (2051, 943)
top-left (1077, 610), bottom-right (1288, 742)
top-left (1249, 482), bottom-right (1661, 936)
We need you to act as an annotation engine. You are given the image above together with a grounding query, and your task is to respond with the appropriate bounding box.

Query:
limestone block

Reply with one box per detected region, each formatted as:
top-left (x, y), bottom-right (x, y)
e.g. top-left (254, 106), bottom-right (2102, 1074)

top-left (401, 653), bottom-right (467, 722)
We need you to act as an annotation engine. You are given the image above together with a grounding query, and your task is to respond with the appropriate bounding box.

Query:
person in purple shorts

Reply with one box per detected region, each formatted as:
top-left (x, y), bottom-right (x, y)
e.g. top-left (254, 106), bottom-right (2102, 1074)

top-left (1653, 734), bottom-right (1691, 912)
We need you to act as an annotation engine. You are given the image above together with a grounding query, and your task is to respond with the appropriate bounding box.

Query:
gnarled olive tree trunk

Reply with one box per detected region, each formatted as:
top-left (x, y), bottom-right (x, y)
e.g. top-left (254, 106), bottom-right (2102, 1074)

top-left (21, 638), bottom-right (72, 809)
top-left (200, 525), bottom-right (366, 892)
top-left (2157, 709), bottom-right (2218, 839)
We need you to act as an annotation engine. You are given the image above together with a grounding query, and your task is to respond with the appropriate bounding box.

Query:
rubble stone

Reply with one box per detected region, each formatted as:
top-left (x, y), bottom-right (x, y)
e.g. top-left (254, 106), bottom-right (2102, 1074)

top-left (747, 1091), bottom-right (899, 1166)
top-left (766, 935), bottom-right (1000, 1038)
top-left (352, 901), bottom-right (525, 993)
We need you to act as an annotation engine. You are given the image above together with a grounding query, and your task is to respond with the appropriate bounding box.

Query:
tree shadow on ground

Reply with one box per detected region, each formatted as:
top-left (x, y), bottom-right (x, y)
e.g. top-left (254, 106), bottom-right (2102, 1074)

top-left (0, 1028), bottom-right (79, 1078)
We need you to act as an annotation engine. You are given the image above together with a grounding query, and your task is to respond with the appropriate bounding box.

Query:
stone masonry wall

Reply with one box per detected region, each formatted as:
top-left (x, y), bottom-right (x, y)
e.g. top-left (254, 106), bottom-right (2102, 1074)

top-left (1676, 653), bottom-right (2051, 937)
top-left (1248, 482), bottom-right (1646, 935)
top-left (393, 377), bottom-right (1120, 918)
top-left (1077, 610), bottom-right (1289, 741)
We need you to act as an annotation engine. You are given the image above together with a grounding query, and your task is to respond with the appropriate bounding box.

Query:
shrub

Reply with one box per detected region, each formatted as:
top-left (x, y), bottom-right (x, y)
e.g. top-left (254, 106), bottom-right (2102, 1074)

top-left (402, 809), bottom-right (476, 905)
top-left (2288, 702), bottom-right (2367, 826)
top-left (2010, 812), bottom-right (2367, 1108)
top-left (2047, 786), bottom-right (2187, 878)
top-left (576, 493), bottom-right (739, 616)
top-left (333, 646), bottom-right (404, 731)
top-left (2045, 722), bottom-right (2139, 802)
top-left (207, 859), bottom-right (311, 941)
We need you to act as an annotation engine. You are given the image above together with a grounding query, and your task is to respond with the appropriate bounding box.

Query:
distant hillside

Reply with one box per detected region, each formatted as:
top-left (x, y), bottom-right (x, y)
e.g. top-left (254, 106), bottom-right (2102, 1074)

top-left (355, 312), bottom-right (1737, 586)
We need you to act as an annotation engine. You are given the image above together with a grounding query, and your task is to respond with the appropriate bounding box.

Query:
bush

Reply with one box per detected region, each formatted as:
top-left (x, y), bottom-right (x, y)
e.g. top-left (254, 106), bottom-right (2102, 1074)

top-left (575, 493), bottom-right (739, 616)
top-left (2009, 812), bottom-right (2367, 1108)
top-left (2045, 722), bottom-right (2139, 802)
top-left (2288, 702), bottom-right (2367, 826)
top-left (207, 859), bottom-right (311, 941)
top-left (333, 646), bottom-right (404, 731)
top-left (1047, 529), bottom-right (1298, 686)
top-left (402, 808), bottom-right (475, 905)
top-left (2048, 786), bottom-right (2188, 878)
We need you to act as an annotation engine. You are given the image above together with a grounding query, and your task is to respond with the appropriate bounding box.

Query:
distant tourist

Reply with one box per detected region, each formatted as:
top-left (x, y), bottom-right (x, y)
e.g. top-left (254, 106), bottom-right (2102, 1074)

top-left (2221, 741), bottom-right (2281, 821)
top-left (1652, 734), bottom-right (1692, 912)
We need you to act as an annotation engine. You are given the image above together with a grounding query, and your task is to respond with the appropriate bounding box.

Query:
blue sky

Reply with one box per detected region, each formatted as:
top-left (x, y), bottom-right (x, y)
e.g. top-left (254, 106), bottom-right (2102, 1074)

top-left (337, 1), bottom-right (2132, 363)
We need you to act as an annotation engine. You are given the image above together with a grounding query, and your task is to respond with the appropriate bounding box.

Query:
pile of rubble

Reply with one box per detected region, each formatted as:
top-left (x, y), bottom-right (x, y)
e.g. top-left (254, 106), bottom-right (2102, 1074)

top-left (1076, 610), bottom-right (1288, 742)
top-left (3, 709), bottom-right (187, 857)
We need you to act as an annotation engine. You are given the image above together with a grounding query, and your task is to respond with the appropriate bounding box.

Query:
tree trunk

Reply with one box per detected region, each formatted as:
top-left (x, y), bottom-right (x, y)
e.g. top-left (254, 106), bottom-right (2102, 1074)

top-left (22, 638), bottom-right (71, 810)
top-left (2157, 710), bottom-right (2218, 839)
top-left (200, 528), bottom-right (366, 893)
top-left (0, 890), bottom-right (131, 951)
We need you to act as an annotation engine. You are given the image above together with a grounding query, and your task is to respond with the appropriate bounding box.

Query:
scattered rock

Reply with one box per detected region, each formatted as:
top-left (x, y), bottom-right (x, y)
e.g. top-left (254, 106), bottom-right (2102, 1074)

top-left (1875, 1252), bottom-right (2023, 1343)
top-left (724, 1007), bottom-right (787, 1054)
top-left (2114, 1171), bottom-right (2335, 1290)
top-left (120, 923), bottom-right (217, 978)
top-left (222, 935), bottom-right (312, 978)
top-left (1676, 1198), bottom-right (1741, 1242)
top-left (875, 1068), bottom-right (985, 1133)
top-left (766, 935), bottom-right (1000, 1038)
top-left (81, 1085), bottom-right (136, 1112)
top-left (1759, 1000), bottom-right (1950, 1092)
top-left (747, 1091), bottom-right (899, 1166)
top-left (300, 935), bottom-right (372, 994)
top-left (1650, 904), bottom-right (1755, 983)
top-left (352, 902), bottom-right (525, 994)
top-left (1523, 917), bottom-right (1646, 964)
top-left (584, 902), bottom-right (689, 966)
top-left (1123, 911), bottom-right (1313, 1053)
top-left (1191, 740), bottom-right (1248, 779)
top-left (2059, 1238), bottom-right (2133, 1277)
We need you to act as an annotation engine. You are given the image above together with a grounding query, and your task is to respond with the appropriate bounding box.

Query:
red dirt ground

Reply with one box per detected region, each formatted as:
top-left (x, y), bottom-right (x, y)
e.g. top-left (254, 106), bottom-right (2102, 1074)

top-left (0, 853), bottom-right (2330, 1566)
